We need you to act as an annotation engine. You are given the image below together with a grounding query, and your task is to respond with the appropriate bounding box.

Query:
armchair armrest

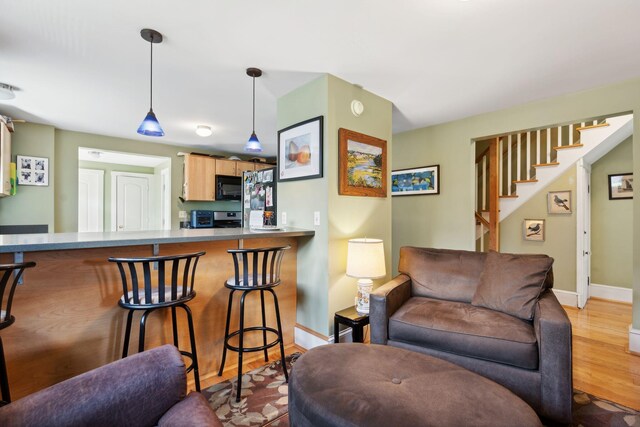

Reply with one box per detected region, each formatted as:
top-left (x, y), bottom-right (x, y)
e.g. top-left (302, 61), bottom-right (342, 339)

top-left (370, 274), bottom-right (411, 344)
top-left (533, 291), bottom-right (573, 423)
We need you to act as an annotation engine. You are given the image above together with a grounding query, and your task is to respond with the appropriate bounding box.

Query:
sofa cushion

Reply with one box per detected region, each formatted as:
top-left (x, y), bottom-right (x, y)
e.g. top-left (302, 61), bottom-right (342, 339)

top-left (388, 297), bottom-right (538, 370)
top-left (398, 247), bottom-right (486, 303)
top-left (472, 251), bottom-right (554, 320)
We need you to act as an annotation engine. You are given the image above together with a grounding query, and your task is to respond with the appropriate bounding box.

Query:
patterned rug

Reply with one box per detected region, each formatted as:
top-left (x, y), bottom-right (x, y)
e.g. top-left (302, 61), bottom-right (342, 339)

top-left (202, 353), bottom-right (639, 427)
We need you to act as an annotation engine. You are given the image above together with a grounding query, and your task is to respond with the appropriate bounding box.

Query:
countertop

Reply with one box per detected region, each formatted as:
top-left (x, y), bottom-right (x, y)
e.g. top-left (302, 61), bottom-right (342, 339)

top-left (0, 227), bottom-right (315, 253)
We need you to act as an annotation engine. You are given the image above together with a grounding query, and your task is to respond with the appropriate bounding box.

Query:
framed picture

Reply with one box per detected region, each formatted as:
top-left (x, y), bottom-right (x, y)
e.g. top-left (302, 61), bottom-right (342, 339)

top-left (523, 219), bottom-right (545, 242)
top-left (338, 128), bottom-right (387, 197)
top-left (277, 116), bottom-right (323, 182)
top-left (391, 165), bottom-right (440, 196)
top-left (608, 173), bottom-right (633, 200)
top-left (17, 155), bottom-right (49, 186)
top-left (547, 190), bottom-right (571, 214)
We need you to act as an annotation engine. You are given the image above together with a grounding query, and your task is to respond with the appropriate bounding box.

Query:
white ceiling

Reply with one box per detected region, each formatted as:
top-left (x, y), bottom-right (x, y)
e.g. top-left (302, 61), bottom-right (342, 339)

top-left (1, 0), bottom-right (639, 157)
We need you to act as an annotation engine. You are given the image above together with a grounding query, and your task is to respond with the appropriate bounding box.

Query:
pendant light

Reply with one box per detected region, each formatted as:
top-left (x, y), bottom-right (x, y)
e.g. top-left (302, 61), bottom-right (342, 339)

top-left (137, 29), bottom-right (164, 137)
top-left (244, 67), bottom-right (263, 152)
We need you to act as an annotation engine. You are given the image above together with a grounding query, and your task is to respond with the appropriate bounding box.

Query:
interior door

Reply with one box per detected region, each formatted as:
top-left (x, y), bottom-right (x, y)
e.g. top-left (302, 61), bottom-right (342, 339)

top-left (577, 160), bottom-right (591, 308)
top-left (115, 174), bottom-right (150, 232)
top-left (78, 168), bottom-right (104, 232)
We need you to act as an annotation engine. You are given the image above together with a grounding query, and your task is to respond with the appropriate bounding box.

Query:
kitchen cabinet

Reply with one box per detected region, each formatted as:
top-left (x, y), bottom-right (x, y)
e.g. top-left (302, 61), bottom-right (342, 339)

top-left (253, 163), bottom-right (273, 171)
top-left (215, 159), bottom-right (237, 176)
top-left (183, 154), bottom-right (216, 201)
top-left (235, 161), bottom-right (256, 176)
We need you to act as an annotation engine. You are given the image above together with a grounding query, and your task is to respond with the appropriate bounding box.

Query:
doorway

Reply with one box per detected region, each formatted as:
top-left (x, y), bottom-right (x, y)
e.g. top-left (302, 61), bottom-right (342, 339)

top-left (112, 172), bottom-right (151, 231)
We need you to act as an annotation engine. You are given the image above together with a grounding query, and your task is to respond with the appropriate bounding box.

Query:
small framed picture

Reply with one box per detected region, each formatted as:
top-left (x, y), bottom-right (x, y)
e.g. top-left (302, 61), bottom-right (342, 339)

top-left (547, 190), bottom-right (571, 214)
top-left (277, 116), bottom-right (323, 182)
top-left (17, 155), bottom-right (49, 186)
top-left (391, 165), bottom-right (440, 196)
top-left (524, 219), bottom-right (545, 241)
top-left (608, 173), bottom-right (633, 200)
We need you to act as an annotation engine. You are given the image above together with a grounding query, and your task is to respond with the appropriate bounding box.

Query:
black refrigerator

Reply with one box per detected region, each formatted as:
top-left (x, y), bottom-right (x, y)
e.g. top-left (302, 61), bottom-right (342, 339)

top-left (241, 167), bottom-right (277, 228)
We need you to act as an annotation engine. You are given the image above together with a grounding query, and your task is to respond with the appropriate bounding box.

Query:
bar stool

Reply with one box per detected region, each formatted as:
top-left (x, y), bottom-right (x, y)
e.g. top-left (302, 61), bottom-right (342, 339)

top-left (218, 245), bottom-right (290, 402)
top-left (109, 251), bottom-right (204, 391)
top-left (0, 261), bottom-right (36, 404)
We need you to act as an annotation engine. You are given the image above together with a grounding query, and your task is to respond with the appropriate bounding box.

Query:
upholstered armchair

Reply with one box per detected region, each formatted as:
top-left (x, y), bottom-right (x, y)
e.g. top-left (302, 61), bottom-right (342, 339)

top-left (0, 345), bottom-right (221, 427)
top-left (370, 247), bottom-right (573, 424)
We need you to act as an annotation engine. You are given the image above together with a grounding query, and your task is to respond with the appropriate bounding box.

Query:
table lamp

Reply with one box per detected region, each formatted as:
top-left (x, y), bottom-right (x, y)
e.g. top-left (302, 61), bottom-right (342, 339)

top-left (346, 238), bottom-right (386, 314)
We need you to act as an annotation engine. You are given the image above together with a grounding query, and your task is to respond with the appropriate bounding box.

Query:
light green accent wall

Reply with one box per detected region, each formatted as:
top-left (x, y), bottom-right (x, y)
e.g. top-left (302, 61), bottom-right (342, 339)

top-left (392, 77), bottom-right (640, 329)
top-left (78, 161), bottom-right (155, 231)
top-left (500, 167), bottom-right (577, 292)
top-left (591, 137), bottom-right (633, 288)
top-left (0, 123), bottom-right (55, 231)
top-left (277, 74), bottom-right (393, 337)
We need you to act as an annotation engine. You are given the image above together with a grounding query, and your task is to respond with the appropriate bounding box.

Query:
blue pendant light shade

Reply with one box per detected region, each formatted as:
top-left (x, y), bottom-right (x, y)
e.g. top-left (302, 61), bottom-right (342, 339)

top-left (137, 29), bottom-right (164, 137)
top-left (244, 68), bottom-right (263, 152)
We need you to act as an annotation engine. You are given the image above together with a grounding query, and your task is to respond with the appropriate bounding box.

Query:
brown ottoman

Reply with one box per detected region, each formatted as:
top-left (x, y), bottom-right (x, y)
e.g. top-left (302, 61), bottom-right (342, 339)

top-left (289, 344), bottom-right (542, 427)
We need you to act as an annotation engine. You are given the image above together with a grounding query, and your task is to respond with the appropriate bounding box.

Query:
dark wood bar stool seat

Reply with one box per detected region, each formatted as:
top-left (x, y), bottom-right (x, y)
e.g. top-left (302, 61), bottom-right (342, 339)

top-left (218, 245), bottom-right (290, 402)
top-left (109, 251), bottom-right (205, 391)
top-left (0, 261), bottom-right (36, 404)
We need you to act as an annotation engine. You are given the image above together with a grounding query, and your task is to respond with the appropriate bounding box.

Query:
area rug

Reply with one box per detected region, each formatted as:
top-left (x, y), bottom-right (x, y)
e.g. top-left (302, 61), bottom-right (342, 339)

top-left (202, 353), bottom-right (639, 427)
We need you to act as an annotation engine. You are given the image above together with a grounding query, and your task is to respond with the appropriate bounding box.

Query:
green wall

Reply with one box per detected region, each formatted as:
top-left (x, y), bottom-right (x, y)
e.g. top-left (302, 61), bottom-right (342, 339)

top-left (0, 123), bottom-right (55, 231)
top-left (500, 167), bottom-right (577, 292)
top-left (392, 77), bottom-right (640, 330)
top-left (277, 74), bottom-right (393, 337)
top-left (591, 137), bottom-right (633, 288)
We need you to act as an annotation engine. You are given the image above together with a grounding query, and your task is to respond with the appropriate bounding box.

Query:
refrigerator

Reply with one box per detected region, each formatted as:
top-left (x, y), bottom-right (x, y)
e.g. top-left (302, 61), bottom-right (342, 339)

top-left (242, 167), bottom-right (277, 228)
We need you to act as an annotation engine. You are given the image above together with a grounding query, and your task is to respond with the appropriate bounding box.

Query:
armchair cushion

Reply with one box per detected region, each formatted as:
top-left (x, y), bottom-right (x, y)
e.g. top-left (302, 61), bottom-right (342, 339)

top-left (472, 251), bottom-right (554, 320)
top-left (389, 297), bottom-right (539, 369)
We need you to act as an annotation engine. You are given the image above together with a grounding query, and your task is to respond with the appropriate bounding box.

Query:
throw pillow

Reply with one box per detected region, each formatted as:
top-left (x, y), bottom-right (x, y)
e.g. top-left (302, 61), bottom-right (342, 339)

top-left (471, 251), bottom-right (554, 320)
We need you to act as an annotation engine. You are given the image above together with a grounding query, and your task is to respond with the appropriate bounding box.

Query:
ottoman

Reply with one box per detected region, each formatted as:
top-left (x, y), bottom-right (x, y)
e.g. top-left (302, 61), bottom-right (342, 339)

top-left (289, 344), bottom-right (542, 427)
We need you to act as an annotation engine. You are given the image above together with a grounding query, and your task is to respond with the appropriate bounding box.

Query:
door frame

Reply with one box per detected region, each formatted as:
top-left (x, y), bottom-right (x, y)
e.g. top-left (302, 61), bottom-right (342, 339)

top-left (110, 171), bottom-right (154, 232)
top-left (576, 158), bottom-right (592, 308)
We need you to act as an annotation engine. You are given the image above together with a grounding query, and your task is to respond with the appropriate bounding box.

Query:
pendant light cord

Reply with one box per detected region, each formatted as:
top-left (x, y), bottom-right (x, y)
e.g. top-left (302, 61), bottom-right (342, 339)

top-left (252, 75), bottom-right (256, 133)
top-left (149, 36), bottom-right (154, 111)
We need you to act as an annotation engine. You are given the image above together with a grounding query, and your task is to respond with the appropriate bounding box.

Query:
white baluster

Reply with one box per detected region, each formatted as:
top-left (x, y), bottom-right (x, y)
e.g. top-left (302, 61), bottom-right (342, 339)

top-left (546, 128), bottom-right (551, 163)
top-left (569, 124), bottom-right (574, 146)
top-left (526, 132), bottom-right (531, 180)
top-left (557, 125), bottom-right (562, 149)
top-left (516, 133), bottom-right (521, 182)
top-left (507, 135), bottom-right (512, 196)
top-left (536, 129), bottom-right (541, 166)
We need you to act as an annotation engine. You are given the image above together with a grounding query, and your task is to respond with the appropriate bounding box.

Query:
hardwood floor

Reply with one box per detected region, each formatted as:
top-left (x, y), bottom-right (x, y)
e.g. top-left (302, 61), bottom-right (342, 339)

top-left (564, 297), bottom-right (640, 410)
top-left (198, 298), bottom-right (640, 411)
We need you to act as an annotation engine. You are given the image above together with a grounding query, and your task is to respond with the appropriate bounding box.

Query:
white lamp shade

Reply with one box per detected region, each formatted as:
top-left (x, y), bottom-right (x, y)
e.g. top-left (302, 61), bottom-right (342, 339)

top-left (346, 238), bottom-right (386, 279)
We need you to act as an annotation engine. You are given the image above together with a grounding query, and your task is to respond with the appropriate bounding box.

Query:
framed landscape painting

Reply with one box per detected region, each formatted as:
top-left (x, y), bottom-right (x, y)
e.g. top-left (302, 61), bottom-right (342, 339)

top-left (391, 165), bottom-right (440, 196)
top-left (338, 128), bottom-right (387, 197)
top-left (608, 173), bottom-right (633, 200)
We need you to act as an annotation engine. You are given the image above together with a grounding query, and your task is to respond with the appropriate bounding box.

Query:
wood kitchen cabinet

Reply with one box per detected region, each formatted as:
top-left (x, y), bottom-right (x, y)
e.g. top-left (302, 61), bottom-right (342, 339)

top-left (182, 154), bottom-right (216, 201)
top-left (253, 163), bottom-right (274, 171)
top-left (235, 161), bottom-right (256, 176)
top-left (215, 159), bottom-right (237, 176)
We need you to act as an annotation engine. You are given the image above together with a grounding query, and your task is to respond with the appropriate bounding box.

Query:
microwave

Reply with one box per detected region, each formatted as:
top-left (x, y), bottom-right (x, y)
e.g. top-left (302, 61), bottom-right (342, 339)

top-left (215, 175), bottom-right (242, 201)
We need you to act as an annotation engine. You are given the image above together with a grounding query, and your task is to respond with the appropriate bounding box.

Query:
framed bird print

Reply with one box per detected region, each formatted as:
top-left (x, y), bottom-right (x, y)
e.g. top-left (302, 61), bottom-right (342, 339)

top-left (524, 219), bottom-right (545, 241)
top-left (547, 190), bottom-right (572, 214)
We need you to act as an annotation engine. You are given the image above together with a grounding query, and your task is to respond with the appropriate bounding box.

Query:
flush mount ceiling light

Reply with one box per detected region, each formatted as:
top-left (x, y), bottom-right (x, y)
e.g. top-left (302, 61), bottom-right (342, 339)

top-left (244, 67), bottom-right (263, 153)
top-left (137, 28), bottom-right (164, 137)
top-left (0, 83), bottom-right (16, 100)
top-left (195, 125), bottom-right (212, 137)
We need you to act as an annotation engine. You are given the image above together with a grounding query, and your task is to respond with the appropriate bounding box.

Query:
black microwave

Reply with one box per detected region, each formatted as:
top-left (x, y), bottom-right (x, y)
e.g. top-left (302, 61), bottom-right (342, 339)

top-left (215, 175), bottom-right (242, 201)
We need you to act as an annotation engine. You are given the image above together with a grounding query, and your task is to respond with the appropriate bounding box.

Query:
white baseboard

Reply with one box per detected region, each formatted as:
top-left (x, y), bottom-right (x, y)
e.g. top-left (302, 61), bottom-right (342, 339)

top-left (294, 326), bottom-right (330, 350)
top-left (629, 326), bottom-right (640, 355)
top-left (553, 289), bottom-right (578, 307)
top-left (589, 283), bottom-right (633, 303)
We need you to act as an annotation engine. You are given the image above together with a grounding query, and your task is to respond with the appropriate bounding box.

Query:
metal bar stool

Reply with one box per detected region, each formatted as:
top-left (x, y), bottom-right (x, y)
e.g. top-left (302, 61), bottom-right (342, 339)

top-left (108, 251), bottom-right (204, 391)
top-left (218, 245), bottom-right (290, 402)
top-left (0, 261), bottom-right (36, 404)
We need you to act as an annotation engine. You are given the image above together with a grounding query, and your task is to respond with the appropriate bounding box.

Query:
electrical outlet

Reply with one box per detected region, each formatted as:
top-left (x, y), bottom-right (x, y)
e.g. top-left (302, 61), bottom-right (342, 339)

top-left (281, 212), bottom-right (287, 225)
top-left (314, 211), bottom-right (320, 226)
top-left (178, 210), bottom-right (187, 219)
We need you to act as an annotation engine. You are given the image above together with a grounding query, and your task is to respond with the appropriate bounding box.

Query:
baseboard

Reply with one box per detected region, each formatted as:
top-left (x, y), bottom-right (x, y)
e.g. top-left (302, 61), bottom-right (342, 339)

top-left (629, 326), bottom-right (640, 355)
top-left (294, 325), bottom-right (330, 350)
top-left (553, 289), bottom-right (578, 307)
top-left (589, 283), bottom-right (633, 303)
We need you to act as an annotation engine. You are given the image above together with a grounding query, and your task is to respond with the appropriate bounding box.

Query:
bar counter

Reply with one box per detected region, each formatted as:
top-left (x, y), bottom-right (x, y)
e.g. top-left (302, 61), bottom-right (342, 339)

top-left (0, 227), bottom-right (314, 399)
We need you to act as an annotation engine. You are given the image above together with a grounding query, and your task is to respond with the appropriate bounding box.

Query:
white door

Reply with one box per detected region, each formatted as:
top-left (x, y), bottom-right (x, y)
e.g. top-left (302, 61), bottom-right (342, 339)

top-left (78, 169), bottom-right (104, 232)
top-left (113, 173), bottom-right (150, 232)
top-left (576, 160), bottom-right (592, 308)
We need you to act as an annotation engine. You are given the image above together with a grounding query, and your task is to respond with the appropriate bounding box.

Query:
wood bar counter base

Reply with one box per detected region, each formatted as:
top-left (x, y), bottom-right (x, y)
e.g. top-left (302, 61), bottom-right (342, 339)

top-left (0, 227), bottom-right (313, 399)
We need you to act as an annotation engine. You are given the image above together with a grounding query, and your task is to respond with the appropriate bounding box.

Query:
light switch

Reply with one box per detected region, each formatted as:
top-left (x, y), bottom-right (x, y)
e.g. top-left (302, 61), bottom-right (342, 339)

top-left (178, 210), bottom-right (187, 219)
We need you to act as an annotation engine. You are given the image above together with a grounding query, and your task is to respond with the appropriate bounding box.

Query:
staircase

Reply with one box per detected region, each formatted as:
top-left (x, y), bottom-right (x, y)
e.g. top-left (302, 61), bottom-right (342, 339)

top-left (475, 113), bottom-right (633, 251)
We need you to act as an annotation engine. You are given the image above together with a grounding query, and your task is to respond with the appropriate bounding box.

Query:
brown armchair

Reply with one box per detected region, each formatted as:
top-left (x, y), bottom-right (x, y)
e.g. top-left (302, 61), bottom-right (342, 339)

top-left (370, 247), bottom-right (572, 424)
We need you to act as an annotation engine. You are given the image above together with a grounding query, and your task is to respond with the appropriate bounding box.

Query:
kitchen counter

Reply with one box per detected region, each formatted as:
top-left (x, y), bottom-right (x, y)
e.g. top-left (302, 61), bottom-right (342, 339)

top-left (0, 227), bottom-right (314, 253)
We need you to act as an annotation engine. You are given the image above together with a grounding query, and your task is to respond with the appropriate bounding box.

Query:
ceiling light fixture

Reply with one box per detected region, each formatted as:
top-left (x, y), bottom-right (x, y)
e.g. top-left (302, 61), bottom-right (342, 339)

top-left (137, 29), bottom-right (164, 137)
top-left (0, 83), bottom-right (16, 100)
top-left (244, 67), bottom-right (263, 153)
top-left (195, 125), bottom-right (212, 137)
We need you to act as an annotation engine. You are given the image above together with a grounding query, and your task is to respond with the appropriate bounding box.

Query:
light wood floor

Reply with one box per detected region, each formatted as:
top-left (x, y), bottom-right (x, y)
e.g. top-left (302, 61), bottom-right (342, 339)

top-left (564, 298), bottom-right (640, 410)
top-left (199, 298), bottom-right (640, 411)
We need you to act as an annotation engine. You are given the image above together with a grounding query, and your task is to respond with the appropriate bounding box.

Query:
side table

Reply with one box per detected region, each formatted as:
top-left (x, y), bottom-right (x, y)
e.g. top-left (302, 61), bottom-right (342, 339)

top-left (334, 305), bottom-right (370, 343)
